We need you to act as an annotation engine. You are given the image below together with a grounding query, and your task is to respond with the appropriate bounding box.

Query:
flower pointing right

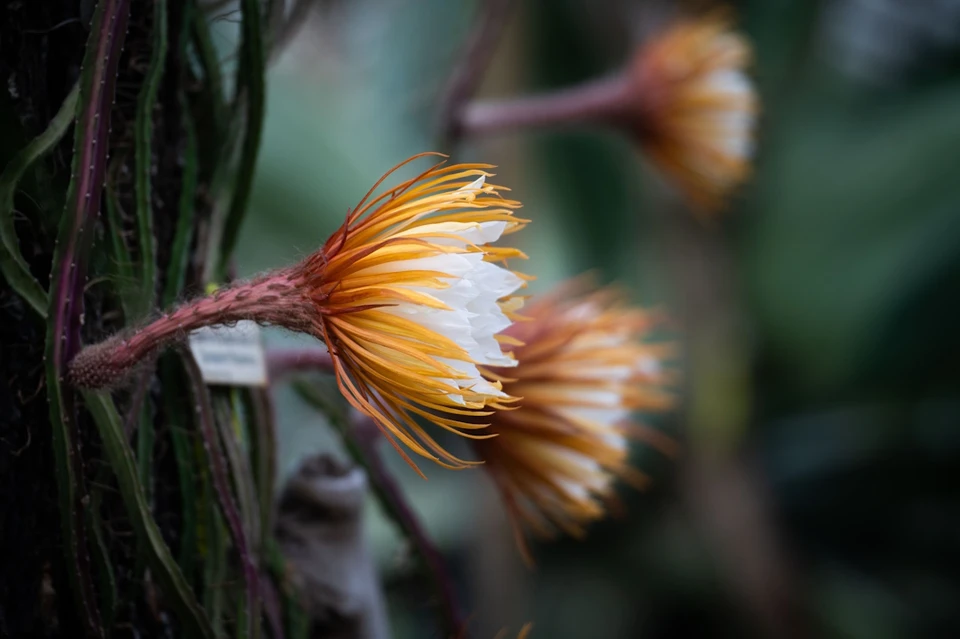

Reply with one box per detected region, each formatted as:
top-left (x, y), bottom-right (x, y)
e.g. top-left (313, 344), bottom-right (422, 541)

top-left (461, 12), bottom-right (758, 216)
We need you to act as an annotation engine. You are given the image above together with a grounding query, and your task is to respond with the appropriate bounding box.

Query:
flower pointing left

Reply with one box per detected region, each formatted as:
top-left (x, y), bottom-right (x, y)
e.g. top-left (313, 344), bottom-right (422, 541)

top-left (68, 153), bottom-right (530, 474)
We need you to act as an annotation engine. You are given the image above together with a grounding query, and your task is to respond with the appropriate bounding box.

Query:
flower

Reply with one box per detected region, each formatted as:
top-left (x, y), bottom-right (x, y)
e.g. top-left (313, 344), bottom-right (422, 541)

top-left (457, 14), bottom-right (756, 213)
top-left (472, 282), bottom-right (676, 561)
top-left (69, 154), bottom-right (529, 473)
top-left (291, 154), bottom-right (529, 472)
top-left (629, 14), bottom-right (757, 212)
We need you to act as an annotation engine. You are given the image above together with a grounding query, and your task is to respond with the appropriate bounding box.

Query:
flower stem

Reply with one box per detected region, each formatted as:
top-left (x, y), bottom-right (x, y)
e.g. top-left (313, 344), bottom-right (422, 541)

top-left (181, 349), bottom-right (260, 637)
top-left (459, 73), bottom-right (632, 139)
top-left (351, 416), bottom-right (466, 637)
top-left (293, 381), bottom-right (466, 638)
top-left (439, 0), bottom-right (518, 148)
top-left (68, 271), bottom-right (312, 389)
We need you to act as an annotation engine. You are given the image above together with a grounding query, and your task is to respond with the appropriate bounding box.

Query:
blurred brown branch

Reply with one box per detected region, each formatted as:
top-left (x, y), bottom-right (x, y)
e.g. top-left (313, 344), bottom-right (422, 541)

top-left (292, 380), bottom-right (467, 637)
top-left (458, 74), bottom-right (631, 139)
top-left (684, 456), bottom-right (810, 639)
top-left (439, 0), bottom-right (518, 149)
top-left (659, 206), bottom-right (811, 639)
top-left (349, 415), bottom-right (467, 638)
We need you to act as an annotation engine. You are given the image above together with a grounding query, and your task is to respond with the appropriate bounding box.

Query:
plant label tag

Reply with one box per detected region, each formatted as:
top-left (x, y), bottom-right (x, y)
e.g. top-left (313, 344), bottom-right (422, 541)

top-left (188, 320), bottom-right (267, 386)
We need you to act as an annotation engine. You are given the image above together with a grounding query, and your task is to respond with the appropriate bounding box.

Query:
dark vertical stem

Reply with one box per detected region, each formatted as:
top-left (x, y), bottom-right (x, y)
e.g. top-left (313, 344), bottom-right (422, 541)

top-left (44, 0), bottom-right (131, 633)
top-left (684, 457), bottom-right (810, 639)
top-left (180, 349), bottom-right (260, 635)
top-left (87, 488), bottom-right (118, 631)
top-left (160, 357), bottom-right (200, 584)
top-left (658, 204), bottom-right (808, 639)
top-left (293, 380), bottom-right (465, 637)
top-left (439, 0), bottom-right (517, 149)
top-left (215, 0), bottom-right (266, 277)
top-left (163, 91), bottom-right (199, 306)
top-left (81, 391), bottom-right (214, 638)
top-left (190, 1), bottom-right (227, 150)
top-left (260, 574), bottom-right (285, 639)
top-left (132, 0), bottom-right (168, 318)
top-left (123, 371), bottom-right (153, 438)
top-left (266, 539), bottom-right (309, 639)
top-left (352, 421), bottom-right (465, 636)
top-left (246, 389), bottom-right (279, 545)
top-left (212, 388), bottom-right (264, 639)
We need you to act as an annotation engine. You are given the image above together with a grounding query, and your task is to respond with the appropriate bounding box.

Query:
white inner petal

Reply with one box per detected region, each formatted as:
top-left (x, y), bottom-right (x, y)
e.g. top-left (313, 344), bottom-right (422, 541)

top-left (563, 388), bottom-right (631, 427)
top-left (575, 365), bottom-right (634, 381)
top-left (701, 69), bottom-right (755, 160)
top-left (637, 356), bottom-right (661, 377)
top-left (714, 113), bottom-right (754, 159)
top-left (460, 175), bottom-right (486, 192)
top-left (705, 69), bottom-right (752, 97)
top-left (603, 432), bottom-right (628, 451)
top-left (361, 245), bottom-right (523, 404)
top-left (568, 406), bottom-right (631, 426)
top-left (556, 480), bottom-right (590, 502)
top-left (546, 446), bottom-right (611, 496)
top-left (396, 220), bottom-right (509, 247)
top-left (567, 389), bottom-right (621, 406)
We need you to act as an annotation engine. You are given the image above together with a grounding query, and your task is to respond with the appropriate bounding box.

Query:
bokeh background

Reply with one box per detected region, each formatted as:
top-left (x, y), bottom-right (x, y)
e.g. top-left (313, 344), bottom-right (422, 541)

top-left (225, 0), bottom-right (960, 636)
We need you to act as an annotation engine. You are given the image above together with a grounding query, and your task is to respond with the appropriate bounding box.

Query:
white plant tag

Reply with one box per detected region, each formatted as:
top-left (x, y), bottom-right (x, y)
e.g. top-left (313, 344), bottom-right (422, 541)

top-left (188, 320), bottom-right (267, 386)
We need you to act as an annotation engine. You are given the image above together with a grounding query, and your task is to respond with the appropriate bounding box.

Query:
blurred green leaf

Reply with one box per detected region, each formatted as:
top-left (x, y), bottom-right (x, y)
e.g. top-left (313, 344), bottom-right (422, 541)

top-left (742, 82), bottom-right (960, 397)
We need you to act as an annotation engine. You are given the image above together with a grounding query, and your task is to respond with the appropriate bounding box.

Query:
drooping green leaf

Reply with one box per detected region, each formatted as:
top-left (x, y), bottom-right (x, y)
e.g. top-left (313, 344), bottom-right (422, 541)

top-left (45, 1), bottom-right (133, 633)
top-left (0, 83), bottom-right (78, 318)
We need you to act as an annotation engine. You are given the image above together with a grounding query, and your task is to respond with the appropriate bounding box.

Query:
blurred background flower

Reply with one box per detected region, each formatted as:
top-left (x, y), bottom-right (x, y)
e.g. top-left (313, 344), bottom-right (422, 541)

top-left (628, 13), bottom-right (757, 213)
top-left (231, 0), bottom-right (960, 637)
top-left (474, 282), bottom-right (675, 565)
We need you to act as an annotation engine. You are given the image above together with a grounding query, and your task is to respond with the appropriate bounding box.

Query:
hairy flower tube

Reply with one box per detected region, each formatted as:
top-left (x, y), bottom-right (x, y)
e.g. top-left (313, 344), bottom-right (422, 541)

top-left (69, 153), bottom-right (529, 471)
top-left (472, 283), bottom-right (676, 561)
top-left (629, 14), bottom-right (757, 212)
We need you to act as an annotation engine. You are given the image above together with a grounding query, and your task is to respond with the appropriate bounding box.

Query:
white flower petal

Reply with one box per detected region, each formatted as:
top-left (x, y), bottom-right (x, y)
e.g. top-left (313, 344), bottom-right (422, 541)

top-left (395, 220), bottom-right (510, 247)
top-left (374, 247), bottom-right (522, 400)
